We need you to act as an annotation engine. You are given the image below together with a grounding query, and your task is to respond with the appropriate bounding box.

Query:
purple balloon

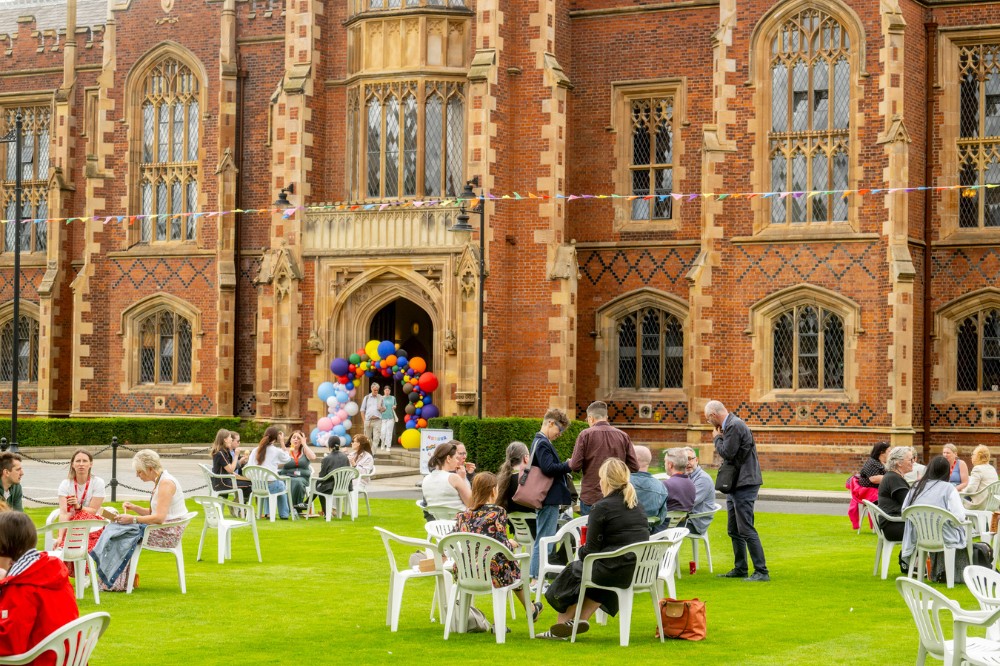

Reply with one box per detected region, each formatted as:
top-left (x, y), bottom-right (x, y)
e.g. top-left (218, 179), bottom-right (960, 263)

top-left (422, 404), bottom-right (440, 419)
top-left (330, 357), bottom-right (350, 376)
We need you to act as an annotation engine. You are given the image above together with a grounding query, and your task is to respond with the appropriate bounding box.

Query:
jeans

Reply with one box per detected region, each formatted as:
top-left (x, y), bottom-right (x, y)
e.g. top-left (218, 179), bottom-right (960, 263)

top-left (579, 501), bottom-right (592, 516)
top-left (531, 504), bottom-right (560, 579)
top-left (261, 479), bottom-right (290, 519)
top-left (726, 485), bottom-right (767, 575)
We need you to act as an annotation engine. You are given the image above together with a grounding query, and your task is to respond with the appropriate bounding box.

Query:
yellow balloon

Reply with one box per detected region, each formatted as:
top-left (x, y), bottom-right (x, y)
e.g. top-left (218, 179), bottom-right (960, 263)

top-left (400, 428), bottom-right (422, 450)
top-left (365, 340), bottom-right (381, 361)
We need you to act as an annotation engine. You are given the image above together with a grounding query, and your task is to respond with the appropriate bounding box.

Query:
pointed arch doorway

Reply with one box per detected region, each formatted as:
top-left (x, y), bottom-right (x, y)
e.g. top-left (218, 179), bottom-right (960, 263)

top-left (369, 298), bottom-right (434, 447)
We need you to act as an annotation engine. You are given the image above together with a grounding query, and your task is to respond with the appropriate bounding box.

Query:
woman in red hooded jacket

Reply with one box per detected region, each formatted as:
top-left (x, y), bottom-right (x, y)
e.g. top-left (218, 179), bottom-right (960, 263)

top-left (0, 512), bottom-right (79, 665)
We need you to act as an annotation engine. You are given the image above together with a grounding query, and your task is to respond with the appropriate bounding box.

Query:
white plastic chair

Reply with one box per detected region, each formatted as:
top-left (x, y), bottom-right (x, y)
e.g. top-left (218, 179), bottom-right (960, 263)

top-left (438, 532), bottom-right (534, 644)
top-left (896, 576), bottom-right (1000, 666)
top-left (571, 539), bottom-right (671, 646)
top-left (902, 504), bottom-right (975, 588)
top-left (534, 515), bottom-right (588, 605)
top-left (965, 565), bottom-right (1000, 642)
top-left (683, 504), bottom-right (722, 573)
top-left (651, 527), bottom-right (690, 599)
top-left (507, 512), bottom-right (535, 555)
top-left (198, 463), bottom-right (243, 503)
top-left (43, 509), bottom-right (61, 552)
top-left (965, 481), bottom-right (1000, 513)
top-left (862, 500), bottom-right (904, 579)
top-left (40, 519), bottom-right (105, 604)
top-left (243, 465), bottom-right (296, 522)
top-left (350, 469), bottom-right (374, 518)
top-left (0, 611), bottom-right (110, 666)
top-left (425, 520), bottom-right (458, 543)
top-left (192, 495), bottom-right (261, 564)
top-left (374, 527), bottom-right (449, 632)
top-left (418, 502), bottom-right (462, 521)
top-left (857, 500), bottom-right (874, 535)
top-left (306, 467), bottom-right (358, 521)
top-left (126, 511), bottom-right (197, 594)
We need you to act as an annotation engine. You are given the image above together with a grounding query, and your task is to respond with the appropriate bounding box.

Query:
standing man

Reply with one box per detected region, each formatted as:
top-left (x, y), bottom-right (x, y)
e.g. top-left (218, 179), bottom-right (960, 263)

top-left (661, 448), bottom-right (696, 512)
top-left (361, 382), bottom-right (383, 450)
top-left (379, 385), bottom-right (397, 451)
top-left (569, 401), bottom-right (638, 515)
top-left (706, 400), bottom-right (769, 582)
top-left (0, 453), bottom-right (23, 512)
top-left (684, 446), bottom-right (717, 535)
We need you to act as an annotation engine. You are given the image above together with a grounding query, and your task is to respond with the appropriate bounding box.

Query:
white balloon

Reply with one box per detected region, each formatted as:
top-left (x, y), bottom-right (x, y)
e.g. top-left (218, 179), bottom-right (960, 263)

top-left (345, 402), bottom-right (360, 416)
top-left (343, 419), bottom-right (352, 430)
top-left (326, 396), bottom-right (338, 408)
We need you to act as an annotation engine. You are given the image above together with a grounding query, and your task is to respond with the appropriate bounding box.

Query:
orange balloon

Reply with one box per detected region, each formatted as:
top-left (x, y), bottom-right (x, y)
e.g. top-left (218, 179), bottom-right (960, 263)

top-left (417, 418), bottom-right (427, 428)
top-left (386, 354), bottom-right (398, 366)
top-left (410, 357), bottom-right (427, 374)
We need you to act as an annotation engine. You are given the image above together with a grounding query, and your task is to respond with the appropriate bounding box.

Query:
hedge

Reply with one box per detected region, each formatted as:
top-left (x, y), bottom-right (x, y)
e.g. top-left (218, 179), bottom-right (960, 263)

top-left (426, 416), bottom-right (588, 473)
top-left (0, 417), bottom-right (269, 448)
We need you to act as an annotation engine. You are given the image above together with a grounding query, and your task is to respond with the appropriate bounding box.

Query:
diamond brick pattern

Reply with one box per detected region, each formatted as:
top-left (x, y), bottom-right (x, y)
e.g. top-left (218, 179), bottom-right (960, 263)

top-left (932, 248), bottom-right (1000, 284)
top-left (109, 257), bottom-right (214, 292)
top-left (930, 404), bottom-right (988, 428)
top-left (579, 248), bottom-right (697, 287)
top-left (0, 268), bottom-right (42, 303)
top-left (577, 400), bottom-right (687, 425)
top-left (0, 390), bottom-right (37, 412)
top-left (733, 401), bottom-right (880, 427)
top-left (107, 393), bottom-right (214, 415)
top-left (734, 243), bottom-right (878, 283)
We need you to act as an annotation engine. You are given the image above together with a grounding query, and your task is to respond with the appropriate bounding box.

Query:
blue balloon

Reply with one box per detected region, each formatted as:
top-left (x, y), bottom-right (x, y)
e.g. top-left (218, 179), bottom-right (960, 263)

top-left (377, 340), bottom-right (396, 359)
top-left (422, 404), bottom-right (440, 419)
top-left (335, 390), bottom-right (349, 404)
top-left (415, 408), bottom-right (422, 417)
top-left (333, 425), bottom-right (347, 437)
top-left (317, 382), bottom-right (337, 402)
top-left (396, 356), bottom-right (408, 368)
top-left (330, 357), bottom-right (350, 376)
top-left (310, 427), bottom-right (321, 444)
top-left (345, 381), bottom-right (354, 390)
top-left (423, 395), bottom-right (432, 404)
top-left (405, 421), bottom-right (416, 429)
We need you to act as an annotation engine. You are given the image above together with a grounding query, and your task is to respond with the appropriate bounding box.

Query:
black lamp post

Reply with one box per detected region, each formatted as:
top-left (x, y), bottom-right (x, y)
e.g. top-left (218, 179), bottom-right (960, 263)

top-left (0, 113), bottom-right (23, 453)
top-left (274, 183), bottom-right (294, 207)
top-left (449, 177), bottom-right (485, 419)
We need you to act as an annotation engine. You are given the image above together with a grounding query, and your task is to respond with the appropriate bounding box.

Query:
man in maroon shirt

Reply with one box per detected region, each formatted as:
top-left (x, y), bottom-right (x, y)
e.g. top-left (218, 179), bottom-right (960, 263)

top-left (569, 401), bottom-right (639, 514)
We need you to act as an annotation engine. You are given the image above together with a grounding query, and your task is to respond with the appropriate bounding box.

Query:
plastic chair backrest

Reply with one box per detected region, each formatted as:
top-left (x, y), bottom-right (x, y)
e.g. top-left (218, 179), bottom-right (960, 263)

top-left (507, 512), bottom-right (534, 544)
top-left (424, 505), bottom-right (462, 521)
top-left (664, 511), bottom-right (688, 529)
top-left (651, 527), bottom-right (689, 577)
top-left (192, 496), bottom-right (225, 529)
top-left (902, 504), bottom-right (961, 551)
top-left (242, 465), bottom-right (279, 495)
top-left (329, 467), bottom-right (359, 496)
top-left (374, 526), bottom-right (440, 576)
top-left (0, 612), bottom-right (110, 666)
top-left (553, 515), bottom-right (588, 553)
top-left (895, 577), bottom-right (955, 659)
top-left (965, 565), bottom-right (1000, 611)
top-left (862, 500), bottom-right (901, 541)
top-left (439, 532), bottom-right (516, 594)
top-left (597, 540), bottom-right (670, 589)
top-left (425, 520), bottom-right (457, 542)
top-left (979, 481), bottom-right (1000, 512)
top-left (46, 520), bottom-right (106, 560)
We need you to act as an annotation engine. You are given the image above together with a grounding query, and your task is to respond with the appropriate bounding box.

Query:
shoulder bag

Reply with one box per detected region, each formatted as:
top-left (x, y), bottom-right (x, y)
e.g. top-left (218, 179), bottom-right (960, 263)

top-left (656, 598), bottom-right (707, 641)
top-left (512, 441), bottom-right (554, 510)
top-left (715, 429), bottom-right (751, 494)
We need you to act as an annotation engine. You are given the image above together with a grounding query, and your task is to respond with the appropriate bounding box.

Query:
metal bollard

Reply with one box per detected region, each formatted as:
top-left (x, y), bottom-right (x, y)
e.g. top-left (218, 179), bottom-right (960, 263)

top-left (0, 437), bottom-right (6, 453)
top-left (110, 436), bottom-right (119, 502)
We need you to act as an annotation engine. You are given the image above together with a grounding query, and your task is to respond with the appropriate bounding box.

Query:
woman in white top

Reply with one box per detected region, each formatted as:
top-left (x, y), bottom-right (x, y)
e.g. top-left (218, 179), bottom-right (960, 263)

top-left (348, 434), bottom-right (375, 492)
top-left (901, 455), bottom-right (967, 573)
top-left (247, 426), bottom-right (292, 519)
top-left (55, 449), bottom-right (107, 549)
top-left (421, 440), bottom-right (472, 512)
top-left (963, 444), bottom-right (1000, 510)
top-left (115, 449), bottom-right (189, 547)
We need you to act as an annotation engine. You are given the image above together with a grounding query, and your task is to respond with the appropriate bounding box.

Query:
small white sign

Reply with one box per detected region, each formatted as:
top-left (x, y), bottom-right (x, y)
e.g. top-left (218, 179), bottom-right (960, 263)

top-left (420, 429), bottom-right (454, 475)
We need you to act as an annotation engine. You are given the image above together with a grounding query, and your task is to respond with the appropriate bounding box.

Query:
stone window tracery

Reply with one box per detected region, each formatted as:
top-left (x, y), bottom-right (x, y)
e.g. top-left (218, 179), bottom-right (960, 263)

top-left (956, 307), bottom-right (1000, 393)
top-left (628, 96), bottom-right (674, 222)
top-left (616, 307), bottom-right (683, 390)
top-left (0, 314), bottom-right (38, 384)
top-left (771, 304), bottom-right (844, 392)
top-left (1, 106), bottom-right (50, 254)
top-left (959, 44), bottom-right (1000, 229)
top-left (136, 309), bottom-right (193, 386)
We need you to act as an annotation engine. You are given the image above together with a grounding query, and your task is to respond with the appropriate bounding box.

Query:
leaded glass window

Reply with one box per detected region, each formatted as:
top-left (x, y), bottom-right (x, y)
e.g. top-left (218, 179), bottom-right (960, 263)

top-left (768, 9), bottom-right (850, 225)
top-left (959, 45), bottom-right (1000, 229)
top-left (956, 308), bottom-right (1000, 392)
top-left (772, 304), bottom-right (844, 391)
top-left (0, 106), bottom-right (51, 253)
top-left (630, 96), bottom-right (674, 221)
top-left (0, 315), bottom-right (38, 383)
top-left (136, 310), bottom-right (193, 386)
top-left (353, 80), bottom-right (465, 200)
top-left (137, 57), bottom-right (201, 243)
top-left (616, 308), bottom-right (683, 390)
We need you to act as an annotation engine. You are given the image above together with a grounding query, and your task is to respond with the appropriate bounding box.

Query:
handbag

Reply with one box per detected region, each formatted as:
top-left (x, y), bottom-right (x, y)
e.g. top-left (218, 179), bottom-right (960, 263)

top-left (656, 598), bottom-right (707, 641)
top-left (715, 462), bottom-right (738, 494)
top-left (512, 442), bottom-right (554, 510)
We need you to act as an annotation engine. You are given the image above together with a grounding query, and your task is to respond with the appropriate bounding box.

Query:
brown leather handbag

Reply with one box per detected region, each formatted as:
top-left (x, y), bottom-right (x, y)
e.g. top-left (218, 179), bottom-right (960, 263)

top-left (656, 598), bottom-right (707, 641)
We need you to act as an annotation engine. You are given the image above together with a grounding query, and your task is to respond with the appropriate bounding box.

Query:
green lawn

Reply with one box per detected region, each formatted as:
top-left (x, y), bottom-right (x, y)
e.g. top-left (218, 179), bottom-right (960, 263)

top-left (646, 468), bottom-right (850, 492)
top-left (26, 500), bottom-right (969, 665)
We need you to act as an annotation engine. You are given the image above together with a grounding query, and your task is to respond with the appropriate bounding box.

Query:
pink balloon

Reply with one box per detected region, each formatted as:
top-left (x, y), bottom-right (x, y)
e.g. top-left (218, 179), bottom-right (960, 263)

top-left (318, 417), bottom-right (334, 431)
top-left (330, 416), bottom-right (342, 426)
top-left (348, 389), bottom-right (357, 399)
top-left (338, 409), bottom-right (348, 420)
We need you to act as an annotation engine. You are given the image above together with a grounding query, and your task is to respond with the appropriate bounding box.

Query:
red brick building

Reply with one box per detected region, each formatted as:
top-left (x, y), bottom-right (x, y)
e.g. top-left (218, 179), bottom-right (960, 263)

top-left (0, 0), bottom-right (998, 470)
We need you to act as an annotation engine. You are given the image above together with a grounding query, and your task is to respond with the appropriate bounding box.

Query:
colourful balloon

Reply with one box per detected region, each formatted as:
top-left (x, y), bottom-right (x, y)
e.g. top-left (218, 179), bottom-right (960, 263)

top-left (330, 358), bottom-right (350, 376)
top-left (409, 357), bottom-right (427, 374)
top-left (349, 353), bottom-right (361, 364)
top-left (417, 418), bottom-right (427, 428)
top-left (365, 340), bottom-right (381, 361)
top-left (422, 404), bottom-right (440, 419)
top-left (318, 417), bottom-right (334, 431)
top-left (418, 372), bottom-right (439, 393)
top-left (317, 382), bottom-right (337, 402)
top-left (377, 340), bottom-right (396, 359)
top-left (400, 428), bottom-right (421, 449)
top-left (386, 354), bottom-right (398, 366)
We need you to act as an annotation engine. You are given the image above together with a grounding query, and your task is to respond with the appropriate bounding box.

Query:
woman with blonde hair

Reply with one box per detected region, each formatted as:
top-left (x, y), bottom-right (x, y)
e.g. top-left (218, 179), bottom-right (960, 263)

top-left (963, 445), bottom-right (999, 510)
top-left (539, 457), bottom-right (650, 640)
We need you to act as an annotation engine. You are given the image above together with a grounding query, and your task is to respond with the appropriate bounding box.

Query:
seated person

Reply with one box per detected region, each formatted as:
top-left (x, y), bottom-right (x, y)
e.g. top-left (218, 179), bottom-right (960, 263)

top-left (540, 459), bottom-right (649, 640)
top-left (0, 454), bottom-right (23, 512)
top-left (497, 441), bottom-right (537, 537)
top-left (849, 442), bottom-right (888, 530)
top-left (55, 449), bottom-right (106, 550)
top-left (281, 430), bottom-right (316, 513)
top-left (348, 435), bottom-right (375, 491)
top-left (878, 446), bottom-right (914, 542)
top-left (456, 473), bottom-right (542, 623)
top-left (963, 444), bottom-right (1000, 510)
top-left (0, 512), bottom-right (79, 665)
top-left (421, 441), bottom-right (472, 514)
top-left (661, 448), bottom-right (696, 513)
top-left (210, 429), bottom-right (251, 503)
top-left (315, 440), bottom-right (351, 516)
top-left (901, 455), bottom-right (967, 577)
top-left (629, 446), bottom-right (667, 530)
top-left (684, 446), bottom-right (717, 535)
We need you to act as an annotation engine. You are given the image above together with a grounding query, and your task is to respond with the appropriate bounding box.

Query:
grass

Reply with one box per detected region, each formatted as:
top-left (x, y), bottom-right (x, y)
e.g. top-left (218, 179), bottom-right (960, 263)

top-left (26, 500), bottom-right (967, 665)
top-left (646, 467), bottom-right (850, 493)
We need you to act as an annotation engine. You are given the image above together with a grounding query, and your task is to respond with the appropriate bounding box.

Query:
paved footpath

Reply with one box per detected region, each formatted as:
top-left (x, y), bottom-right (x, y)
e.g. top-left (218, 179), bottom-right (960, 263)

top-left (16, 448), bottom-right (850, 517)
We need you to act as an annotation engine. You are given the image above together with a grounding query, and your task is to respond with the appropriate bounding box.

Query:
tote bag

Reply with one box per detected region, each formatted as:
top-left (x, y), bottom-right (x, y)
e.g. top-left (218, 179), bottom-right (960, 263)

top-left (512, 442), bottom-right (554, 509)
top-left (656, 598), bottom-right (707, 641)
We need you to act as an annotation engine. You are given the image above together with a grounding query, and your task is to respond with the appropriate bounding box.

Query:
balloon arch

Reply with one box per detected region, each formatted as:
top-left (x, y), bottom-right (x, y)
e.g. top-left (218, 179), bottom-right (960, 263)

top-left (312, 339), bottom-right (439, 449)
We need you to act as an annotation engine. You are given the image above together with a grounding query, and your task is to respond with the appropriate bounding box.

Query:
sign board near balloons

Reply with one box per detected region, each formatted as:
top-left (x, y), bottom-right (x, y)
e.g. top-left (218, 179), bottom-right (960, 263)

top-left (325, 338), bottom-right (440, 447)
top-left (419, 429), bottom-right (453, 475)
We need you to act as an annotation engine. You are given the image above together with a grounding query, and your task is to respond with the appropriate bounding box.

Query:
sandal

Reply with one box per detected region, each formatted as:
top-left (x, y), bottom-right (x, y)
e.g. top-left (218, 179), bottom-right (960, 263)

top-left (532, 602), bottom-right (543, 623)
top-left (550, 620), bottom-right (589, 638)
top-left (535, 630), bottom-right (566, 640)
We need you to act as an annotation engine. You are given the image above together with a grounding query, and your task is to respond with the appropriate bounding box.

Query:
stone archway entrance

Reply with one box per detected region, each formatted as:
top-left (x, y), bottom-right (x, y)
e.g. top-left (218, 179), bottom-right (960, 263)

top-left (369, 298), bottom-right (434, 446)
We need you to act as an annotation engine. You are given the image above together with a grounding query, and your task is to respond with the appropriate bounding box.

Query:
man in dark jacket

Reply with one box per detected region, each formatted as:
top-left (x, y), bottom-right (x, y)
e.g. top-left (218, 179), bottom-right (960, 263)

top-left (706, 399), bottom-right (769, 582)
top-left (529, 408), bottom-right (571, 581)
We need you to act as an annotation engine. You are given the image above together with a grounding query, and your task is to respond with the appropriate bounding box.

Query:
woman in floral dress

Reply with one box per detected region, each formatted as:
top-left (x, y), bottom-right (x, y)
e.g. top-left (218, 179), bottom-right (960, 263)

top-left (455, 472), bottom-right (542, 622)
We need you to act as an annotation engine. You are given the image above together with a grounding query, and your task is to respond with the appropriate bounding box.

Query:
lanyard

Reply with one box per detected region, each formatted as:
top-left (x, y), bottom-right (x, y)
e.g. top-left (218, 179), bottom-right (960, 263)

top-left (73, 477), bottom-right (91, 508)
